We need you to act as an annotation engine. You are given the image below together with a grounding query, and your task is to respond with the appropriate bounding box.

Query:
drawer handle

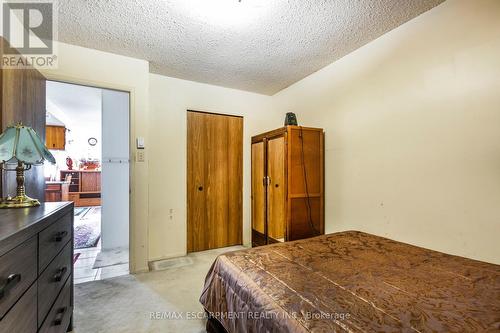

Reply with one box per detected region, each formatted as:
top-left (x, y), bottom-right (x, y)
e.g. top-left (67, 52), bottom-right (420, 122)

top-left (53, 267), bottom-right (68, 282)
top-left (53, 231), bottom-right (69, 242)
top-left (0, 273), bottom-right (21, 299)
top-left (53, 307), bottom-right (67, 326)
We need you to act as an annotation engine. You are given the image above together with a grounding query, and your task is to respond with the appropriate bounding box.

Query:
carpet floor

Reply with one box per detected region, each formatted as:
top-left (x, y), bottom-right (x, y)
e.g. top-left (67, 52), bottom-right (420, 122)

top-left (72, 246), bottom-right (245, 333)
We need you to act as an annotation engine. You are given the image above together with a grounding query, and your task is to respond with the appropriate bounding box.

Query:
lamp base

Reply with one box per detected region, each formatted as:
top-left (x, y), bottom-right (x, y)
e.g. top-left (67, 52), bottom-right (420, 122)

top-left (0, 195), bottom-right (40, 209)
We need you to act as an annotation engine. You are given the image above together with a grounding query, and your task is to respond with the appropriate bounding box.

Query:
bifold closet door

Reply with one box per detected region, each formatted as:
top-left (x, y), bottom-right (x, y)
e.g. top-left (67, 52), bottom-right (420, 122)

top-left (187, 111), bottom-right (243, 252)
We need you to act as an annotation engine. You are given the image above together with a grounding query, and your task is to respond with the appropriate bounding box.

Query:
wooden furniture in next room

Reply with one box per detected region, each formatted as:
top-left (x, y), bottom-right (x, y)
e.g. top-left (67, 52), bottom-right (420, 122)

top-left (0, 202), bottom-right (74, 333)
top-left (45, 126), bottom-right (66, 150)
top-left (251, 126), bottom-right (324, 247)
top-left (187, 110), bottom-right (243, 253)
top-left (60, 170), bottom-right (101, 207)
top-left (45, 181), bottom-right (70, 202)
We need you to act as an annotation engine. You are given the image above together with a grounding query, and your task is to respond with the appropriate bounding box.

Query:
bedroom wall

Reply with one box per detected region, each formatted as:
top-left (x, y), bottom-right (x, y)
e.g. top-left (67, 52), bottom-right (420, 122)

top-left (148, 74), bottom-right (280, 261)
top-left (23, 40), bottom-right (282, 267)
top-left (34, 41), bottom-right (281, 267)
top-left (272, 0), bottom-right (500, 264)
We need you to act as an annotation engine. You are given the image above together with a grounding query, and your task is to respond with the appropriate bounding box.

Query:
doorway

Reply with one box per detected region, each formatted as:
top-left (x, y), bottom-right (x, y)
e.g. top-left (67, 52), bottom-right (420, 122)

top-left (44, 81), bottom-right (130, 283)
top-left (187, 110), bottom-right (243, 252)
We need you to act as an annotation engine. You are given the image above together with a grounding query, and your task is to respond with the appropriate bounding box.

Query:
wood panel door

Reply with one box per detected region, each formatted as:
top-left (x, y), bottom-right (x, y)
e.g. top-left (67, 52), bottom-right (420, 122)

top-left (187, 111), bottom-right (243, 252)
top-left (267, 136), bottom-right (286, 242)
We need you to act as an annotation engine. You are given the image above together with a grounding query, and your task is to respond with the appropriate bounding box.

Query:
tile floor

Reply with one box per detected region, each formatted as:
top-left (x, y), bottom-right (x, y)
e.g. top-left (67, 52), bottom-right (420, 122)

top-left (74, 241), bottom-right (130, 284)
top-left (73, 206), bottom-right (130, 284)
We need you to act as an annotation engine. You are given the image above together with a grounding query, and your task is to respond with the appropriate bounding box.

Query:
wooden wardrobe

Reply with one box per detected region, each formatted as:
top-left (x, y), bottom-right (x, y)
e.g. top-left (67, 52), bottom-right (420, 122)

top-left (251, 126), bottom-right (325, 247)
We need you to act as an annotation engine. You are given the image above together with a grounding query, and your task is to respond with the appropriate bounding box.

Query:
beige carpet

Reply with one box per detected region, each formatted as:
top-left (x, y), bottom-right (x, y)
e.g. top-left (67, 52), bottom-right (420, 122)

top-left (73, 246), bottom-right (245, 333)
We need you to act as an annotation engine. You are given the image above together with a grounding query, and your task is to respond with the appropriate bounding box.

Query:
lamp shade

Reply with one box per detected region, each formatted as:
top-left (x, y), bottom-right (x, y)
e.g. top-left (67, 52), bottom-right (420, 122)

top-left (0, 124), bottom-right (56, 165)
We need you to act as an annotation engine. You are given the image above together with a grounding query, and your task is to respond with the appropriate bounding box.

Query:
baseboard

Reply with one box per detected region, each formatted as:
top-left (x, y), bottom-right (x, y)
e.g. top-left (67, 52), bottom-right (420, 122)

top-left (148, 251), bottom-right (187, 263)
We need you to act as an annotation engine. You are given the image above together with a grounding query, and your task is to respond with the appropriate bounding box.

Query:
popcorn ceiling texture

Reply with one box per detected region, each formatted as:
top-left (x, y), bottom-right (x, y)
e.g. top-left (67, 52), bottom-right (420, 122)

top-left (56, 0), bottom-right (444, 95)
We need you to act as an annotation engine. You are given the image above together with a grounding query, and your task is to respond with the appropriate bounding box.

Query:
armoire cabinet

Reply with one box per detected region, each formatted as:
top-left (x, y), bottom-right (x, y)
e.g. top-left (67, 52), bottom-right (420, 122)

top-left (251, 126), bottom-right (325, 247)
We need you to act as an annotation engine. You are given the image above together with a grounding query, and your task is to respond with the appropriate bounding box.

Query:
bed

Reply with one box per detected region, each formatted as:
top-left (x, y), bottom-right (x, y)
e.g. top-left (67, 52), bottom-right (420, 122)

top-left (200, 231), bottom-right (500, 332)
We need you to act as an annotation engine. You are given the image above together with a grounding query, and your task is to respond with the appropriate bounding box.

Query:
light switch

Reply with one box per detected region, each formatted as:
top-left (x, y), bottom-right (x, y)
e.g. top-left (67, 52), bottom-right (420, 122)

top-left (136, 137), bottom-right (145, 149)
top-left (137, 151), bottom-right (145, 162)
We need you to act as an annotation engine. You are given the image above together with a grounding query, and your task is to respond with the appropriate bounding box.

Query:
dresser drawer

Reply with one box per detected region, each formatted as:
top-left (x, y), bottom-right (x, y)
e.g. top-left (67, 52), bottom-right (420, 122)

top-left (39, 213), bottom-right (72, 273)
top-left (39, 276), bottom-right (72, 333)
top-left (0, 283), bottom-right (37, 333)
top-left (38, 241), bottom-right (72, 326)
top-left (0, 236), bottom-right (37, 319)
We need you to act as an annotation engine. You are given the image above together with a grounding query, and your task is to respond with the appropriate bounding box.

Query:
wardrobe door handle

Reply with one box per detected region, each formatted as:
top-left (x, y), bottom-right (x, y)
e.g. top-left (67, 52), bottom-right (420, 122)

top-left (53, 231), bottom-right (68, 242)
top-left (262, 177), bottom-right (271, 187)
top-left (198, 186), bottom-right (203, 191)
top-left (53, 267), bottom-right (67, 282)
top-left (53, 307), bottom-right (67, 326)
top-left (0, 273), bottom-right (21, 299)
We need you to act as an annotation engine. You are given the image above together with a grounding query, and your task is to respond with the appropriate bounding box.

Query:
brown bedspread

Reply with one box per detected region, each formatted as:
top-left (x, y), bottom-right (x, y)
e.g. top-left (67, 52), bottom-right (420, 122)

top-left (200, 231), bottom-right (500, 332)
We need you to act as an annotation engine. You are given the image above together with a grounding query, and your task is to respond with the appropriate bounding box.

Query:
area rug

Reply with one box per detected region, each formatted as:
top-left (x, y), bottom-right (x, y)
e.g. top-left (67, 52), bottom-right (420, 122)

top-left (74, 206), bottom-right (101, 249)
top-left (74, 225), bottom-right (101, 249)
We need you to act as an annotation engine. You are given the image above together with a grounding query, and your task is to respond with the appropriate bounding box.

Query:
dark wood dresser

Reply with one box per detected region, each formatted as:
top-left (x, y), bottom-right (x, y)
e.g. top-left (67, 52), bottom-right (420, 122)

top-left (0, 202), bottom-right (74, 333)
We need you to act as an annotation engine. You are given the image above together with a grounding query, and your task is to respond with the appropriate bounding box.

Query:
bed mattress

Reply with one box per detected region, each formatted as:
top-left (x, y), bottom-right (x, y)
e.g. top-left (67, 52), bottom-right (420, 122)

top-left (200, 231), bottom-right (500, 332)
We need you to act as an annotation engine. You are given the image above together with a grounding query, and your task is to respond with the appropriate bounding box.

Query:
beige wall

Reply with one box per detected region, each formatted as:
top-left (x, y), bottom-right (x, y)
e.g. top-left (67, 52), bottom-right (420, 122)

top-left (41, 42), bottom-right (151, 272)
top-left (38, 43), bottom-right (282, 267)
top-left (149, 74), bottom-right (283, 260)
top-left (148, 74), bottom-right (279, 260)
top-left (273, 0), bottom-right (500, 264)
top-left (33, 0), bottom-right (500, 266)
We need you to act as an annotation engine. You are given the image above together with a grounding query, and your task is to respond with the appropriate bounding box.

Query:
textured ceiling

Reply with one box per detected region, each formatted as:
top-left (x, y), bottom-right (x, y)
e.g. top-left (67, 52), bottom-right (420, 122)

top-left (55, 0), bottom-right (444, 95)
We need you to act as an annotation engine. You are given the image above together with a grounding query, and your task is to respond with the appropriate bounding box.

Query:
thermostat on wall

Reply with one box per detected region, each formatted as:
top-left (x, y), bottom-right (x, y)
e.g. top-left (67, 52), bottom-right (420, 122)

top-left (136, 137), bottom-right (145, 149)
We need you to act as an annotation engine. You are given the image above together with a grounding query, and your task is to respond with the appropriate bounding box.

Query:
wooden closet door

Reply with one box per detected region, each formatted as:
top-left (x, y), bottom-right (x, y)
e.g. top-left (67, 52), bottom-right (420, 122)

top-left (267, 136), bottom-right (286, 242)
top-left (187, 111), bottom-right (243, 252)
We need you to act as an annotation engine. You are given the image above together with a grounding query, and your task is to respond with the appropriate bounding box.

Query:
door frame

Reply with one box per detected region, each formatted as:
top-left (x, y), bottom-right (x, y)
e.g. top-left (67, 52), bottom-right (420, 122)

top-left (186, 109), bottom-right (244, 252)
top-left (43, 76), bottom-right (132, 271)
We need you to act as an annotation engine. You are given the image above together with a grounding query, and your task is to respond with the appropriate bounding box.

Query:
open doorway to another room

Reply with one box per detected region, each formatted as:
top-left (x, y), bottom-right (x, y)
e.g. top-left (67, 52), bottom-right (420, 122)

top-left (44, 81), bottom-right (130, 284)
